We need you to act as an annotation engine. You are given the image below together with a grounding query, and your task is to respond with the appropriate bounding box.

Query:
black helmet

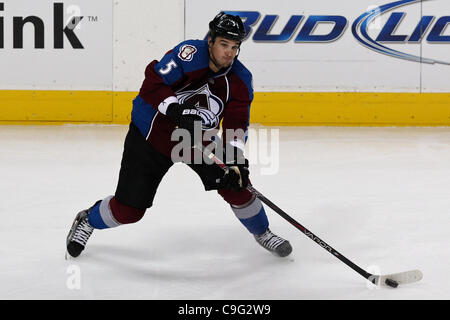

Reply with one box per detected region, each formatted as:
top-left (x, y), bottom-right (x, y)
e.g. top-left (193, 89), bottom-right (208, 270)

top-left (209, 12), bottom-right (246, 42)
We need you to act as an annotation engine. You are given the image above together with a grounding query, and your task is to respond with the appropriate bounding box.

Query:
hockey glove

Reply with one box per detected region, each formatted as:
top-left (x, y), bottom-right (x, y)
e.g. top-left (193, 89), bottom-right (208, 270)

top-left (220, 145), bottom-right (249, 191)
top-left (166, 103), bottom-right (202, 137)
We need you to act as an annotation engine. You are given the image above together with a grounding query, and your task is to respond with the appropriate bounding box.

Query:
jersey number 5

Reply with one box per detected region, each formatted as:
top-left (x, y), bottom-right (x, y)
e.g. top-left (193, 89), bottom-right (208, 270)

top-left (159, 59), bottom-right (178, 75)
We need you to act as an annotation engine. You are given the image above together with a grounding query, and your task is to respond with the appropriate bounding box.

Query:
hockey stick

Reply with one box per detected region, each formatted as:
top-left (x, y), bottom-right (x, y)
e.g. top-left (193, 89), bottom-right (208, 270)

top-left (195, 144), bottom-right (423, 288)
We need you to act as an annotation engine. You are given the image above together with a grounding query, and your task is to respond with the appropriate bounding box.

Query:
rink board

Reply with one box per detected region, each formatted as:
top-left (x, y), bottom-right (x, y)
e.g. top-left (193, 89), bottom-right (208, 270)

top-left (1, 0), bottom-right (450, 126)
top-left (1, 90), bottom-right (449, 126)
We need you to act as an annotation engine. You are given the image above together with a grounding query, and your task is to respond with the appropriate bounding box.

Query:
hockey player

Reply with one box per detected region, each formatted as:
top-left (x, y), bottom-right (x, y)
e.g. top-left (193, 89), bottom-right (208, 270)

top-left (66, 12), bottom-right (292, 259)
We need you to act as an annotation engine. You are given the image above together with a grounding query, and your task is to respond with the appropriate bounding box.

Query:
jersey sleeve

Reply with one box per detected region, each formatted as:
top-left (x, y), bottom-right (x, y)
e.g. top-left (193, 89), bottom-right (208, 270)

top-left (138, 41), bottom-right (202, 114)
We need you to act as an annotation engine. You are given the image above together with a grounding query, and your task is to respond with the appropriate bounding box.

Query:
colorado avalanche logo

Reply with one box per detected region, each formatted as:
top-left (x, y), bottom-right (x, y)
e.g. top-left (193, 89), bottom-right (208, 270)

top-left (178, 45), bottom-right (197, 61)
top-left (176, 84), bottom-right (224, 130)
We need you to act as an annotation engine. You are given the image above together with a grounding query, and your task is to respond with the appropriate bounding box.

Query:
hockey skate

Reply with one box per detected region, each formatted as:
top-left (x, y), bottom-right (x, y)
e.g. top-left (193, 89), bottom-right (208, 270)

top-left (254, 228), bottom-right (292, 257)
top-left (66, 209), bottom-right (94, 259)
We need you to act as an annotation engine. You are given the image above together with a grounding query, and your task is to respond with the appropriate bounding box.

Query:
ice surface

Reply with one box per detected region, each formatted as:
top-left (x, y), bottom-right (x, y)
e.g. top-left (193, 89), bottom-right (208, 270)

top-left (0, 124), bottom-right (449, 299)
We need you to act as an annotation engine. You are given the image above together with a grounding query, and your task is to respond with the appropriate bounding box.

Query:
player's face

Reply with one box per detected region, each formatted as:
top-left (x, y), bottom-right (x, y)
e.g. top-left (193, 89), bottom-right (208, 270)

top-left (208, 37), bottom-right (240, 72)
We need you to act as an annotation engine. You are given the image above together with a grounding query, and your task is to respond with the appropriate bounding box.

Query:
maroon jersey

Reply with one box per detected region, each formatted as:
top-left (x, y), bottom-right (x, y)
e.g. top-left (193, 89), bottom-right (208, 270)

top-left (131, 39), bottom-right (253, 159)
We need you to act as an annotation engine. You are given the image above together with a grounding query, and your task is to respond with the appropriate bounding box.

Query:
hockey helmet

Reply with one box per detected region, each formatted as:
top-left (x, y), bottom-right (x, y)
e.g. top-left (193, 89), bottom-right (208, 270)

top-left (209, 12), bottom-right (246, 43)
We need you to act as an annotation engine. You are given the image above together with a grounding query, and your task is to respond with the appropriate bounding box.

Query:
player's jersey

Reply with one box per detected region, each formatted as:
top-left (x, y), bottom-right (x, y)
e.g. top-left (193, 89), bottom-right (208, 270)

top-left (131, 39), bottom-right (253, 159)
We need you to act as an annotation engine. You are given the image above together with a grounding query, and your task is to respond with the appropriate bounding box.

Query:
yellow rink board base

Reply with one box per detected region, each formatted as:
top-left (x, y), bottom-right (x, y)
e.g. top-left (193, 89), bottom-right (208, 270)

top-left (1, 90), bottom-right (450, 126)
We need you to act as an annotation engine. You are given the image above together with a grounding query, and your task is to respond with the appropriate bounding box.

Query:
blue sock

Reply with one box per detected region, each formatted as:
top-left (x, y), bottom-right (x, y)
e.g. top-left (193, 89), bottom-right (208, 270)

top-left (239, 206), bottom-right (269, 235)
top-left (87, 201), bottom-right (110, 229)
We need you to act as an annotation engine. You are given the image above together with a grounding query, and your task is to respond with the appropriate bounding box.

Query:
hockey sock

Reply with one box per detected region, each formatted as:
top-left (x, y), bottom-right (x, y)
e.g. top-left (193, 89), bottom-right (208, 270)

top-left (231, 197), bottom-right (269, 235)
top-left (87, 196), bottom-right (146, 229)
top-left (87, 196), bottom-right (119, 229)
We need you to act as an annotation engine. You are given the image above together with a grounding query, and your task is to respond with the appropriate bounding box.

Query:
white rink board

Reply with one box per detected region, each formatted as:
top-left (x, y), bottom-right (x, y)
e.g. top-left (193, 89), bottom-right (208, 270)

top-left (421, 0), bottom-right (450, 92)
top-left (0, 0), bottom-right (113, 90)
top-left (112, 0), bottom-right (185, 92)
top-left (1, 0), bottom-right (449, 93)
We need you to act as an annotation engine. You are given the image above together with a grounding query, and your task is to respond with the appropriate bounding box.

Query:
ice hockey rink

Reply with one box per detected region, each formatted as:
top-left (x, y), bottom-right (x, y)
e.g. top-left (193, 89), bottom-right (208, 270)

top-left (0, 124), bottom-right (449, 300)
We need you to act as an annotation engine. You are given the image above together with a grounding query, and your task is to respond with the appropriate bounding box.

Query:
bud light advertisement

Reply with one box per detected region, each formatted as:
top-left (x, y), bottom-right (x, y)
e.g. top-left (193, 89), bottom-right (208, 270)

top-left (187, 0), bottom-right (450, 92)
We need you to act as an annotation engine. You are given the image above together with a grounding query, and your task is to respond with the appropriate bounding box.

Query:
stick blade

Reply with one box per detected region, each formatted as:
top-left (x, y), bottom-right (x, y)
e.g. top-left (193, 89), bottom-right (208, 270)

top-left (376, 269), bottom-right (423, 287)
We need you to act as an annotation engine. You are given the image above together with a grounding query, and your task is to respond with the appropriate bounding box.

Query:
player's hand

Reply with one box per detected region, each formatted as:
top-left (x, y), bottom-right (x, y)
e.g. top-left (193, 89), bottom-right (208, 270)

top-left (166, 103), bottom-right (202, 137)
top-left (220, 145), bottom-right (249, 191)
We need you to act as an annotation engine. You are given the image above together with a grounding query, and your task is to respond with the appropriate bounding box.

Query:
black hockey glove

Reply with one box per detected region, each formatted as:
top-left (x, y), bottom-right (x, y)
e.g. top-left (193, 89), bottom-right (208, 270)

top-left (220, 145), bottom-right (249, 191)
top-left (166, 103), bottom-right (202, 137)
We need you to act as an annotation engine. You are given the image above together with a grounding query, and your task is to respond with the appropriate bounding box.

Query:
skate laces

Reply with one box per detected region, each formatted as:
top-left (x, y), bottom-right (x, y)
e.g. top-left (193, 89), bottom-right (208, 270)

top-left (72, 218), bottom-right (93, 246)
top-left (255, 229), bottom-right (285, 250)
